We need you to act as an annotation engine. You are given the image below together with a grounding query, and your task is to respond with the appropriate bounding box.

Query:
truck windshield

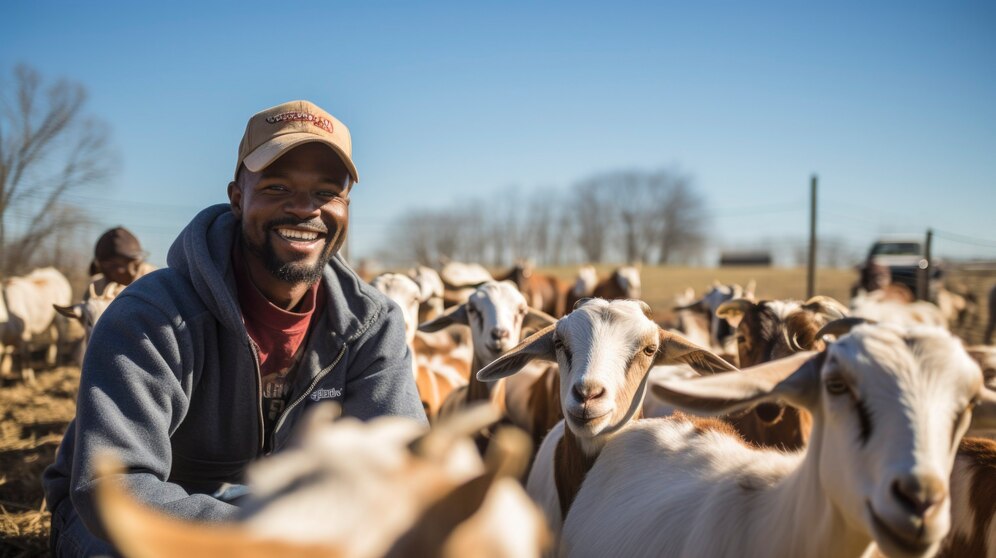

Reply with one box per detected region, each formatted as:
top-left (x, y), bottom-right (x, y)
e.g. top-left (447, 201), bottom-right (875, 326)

top-left (871, 242), bottom-right (921, 256)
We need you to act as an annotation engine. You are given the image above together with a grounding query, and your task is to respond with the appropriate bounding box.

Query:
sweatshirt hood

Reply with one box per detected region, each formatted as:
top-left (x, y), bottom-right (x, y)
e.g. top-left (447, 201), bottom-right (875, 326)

top-left (167, 204), bottom-right (246, 335)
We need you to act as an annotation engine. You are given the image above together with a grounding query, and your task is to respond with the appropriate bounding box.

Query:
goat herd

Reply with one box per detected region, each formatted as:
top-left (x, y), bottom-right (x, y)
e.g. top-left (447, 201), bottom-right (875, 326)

top-left (3, 261), bottom-right (996, 557)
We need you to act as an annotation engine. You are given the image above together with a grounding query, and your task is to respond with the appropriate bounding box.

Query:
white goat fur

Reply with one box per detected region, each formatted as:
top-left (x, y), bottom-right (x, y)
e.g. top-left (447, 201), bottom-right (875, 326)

top-left (571, 265), bottom-right (598, 298)
top-left (98, 405), bottom-right (549, 558)
top-left (561, 324), bottom-right (996, 558)
top-left (477, 299), bottom-right (735, 536)
top-left (55, 281), bottom-right (126, 346)
top-left (372, 273), bottom-right (424, 346)
top-left (1, 267), bottom-right (72, 380)
top-left (851, 290), bottom-right (947, 329)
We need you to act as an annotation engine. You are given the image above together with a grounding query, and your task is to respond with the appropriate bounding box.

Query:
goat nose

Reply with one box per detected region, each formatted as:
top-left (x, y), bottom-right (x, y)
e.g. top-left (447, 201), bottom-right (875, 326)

top-left (572, 384), bottom-right (606, 403)
top-left (491, 327), bottom-right (510, 341)
top-left (891, 474), bottom-right (946, 519)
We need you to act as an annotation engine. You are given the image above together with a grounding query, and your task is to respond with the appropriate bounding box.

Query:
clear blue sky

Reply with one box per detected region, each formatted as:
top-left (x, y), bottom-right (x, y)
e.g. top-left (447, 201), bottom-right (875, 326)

top-left (2, 0), bottom-right (995, 266)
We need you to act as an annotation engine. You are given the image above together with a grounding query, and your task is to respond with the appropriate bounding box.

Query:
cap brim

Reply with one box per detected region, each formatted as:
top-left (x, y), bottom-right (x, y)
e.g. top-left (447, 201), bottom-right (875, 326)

top-left (243, 132), bottom-right (359, 183)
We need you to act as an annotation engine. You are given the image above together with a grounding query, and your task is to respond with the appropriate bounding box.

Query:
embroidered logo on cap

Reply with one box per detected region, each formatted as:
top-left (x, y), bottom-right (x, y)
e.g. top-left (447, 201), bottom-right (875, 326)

top-left (266, 111), bottom-right (334, 134)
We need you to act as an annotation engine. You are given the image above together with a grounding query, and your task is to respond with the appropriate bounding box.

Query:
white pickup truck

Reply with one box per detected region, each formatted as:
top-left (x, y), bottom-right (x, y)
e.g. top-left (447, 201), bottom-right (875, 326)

top-left (865, 236), bottom-right (931, 292)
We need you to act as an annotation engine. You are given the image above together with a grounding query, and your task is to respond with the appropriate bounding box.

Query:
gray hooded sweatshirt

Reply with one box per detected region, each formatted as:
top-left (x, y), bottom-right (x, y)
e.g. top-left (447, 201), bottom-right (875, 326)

top-left (43, 204), bottom-right (426, 542)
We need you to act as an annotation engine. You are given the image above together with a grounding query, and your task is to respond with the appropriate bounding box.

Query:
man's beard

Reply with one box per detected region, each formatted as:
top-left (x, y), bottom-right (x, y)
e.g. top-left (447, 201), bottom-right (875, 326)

top-left (242, 217), bottom-right (340, 285)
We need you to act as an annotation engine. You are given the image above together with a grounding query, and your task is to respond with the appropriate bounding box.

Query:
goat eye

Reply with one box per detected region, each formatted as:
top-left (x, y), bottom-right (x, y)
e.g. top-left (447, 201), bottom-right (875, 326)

top-left (553, 338), bottom-right (564, 350)
top-left (643, 345), bottom-right (657, 356)
top-left (825, 378), bottom-right (849, 395)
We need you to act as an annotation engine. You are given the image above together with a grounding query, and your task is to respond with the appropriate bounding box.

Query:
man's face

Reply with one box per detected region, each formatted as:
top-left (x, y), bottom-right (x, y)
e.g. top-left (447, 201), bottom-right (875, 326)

top-left (98, 256), bottom-right (142, 286)
top-left (228, 142), bottom-right (353, 286)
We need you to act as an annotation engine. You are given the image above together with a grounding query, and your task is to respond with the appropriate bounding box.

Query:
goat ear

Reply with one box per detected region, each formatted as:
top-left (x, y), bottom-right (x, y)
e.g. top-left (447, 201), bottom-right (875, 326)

top-left (419, 303), bottom-right (469, 332)
top-left (656, 330), bottom-right (738, 375)
top-left (477, 325), bottom-right (556, 382)
top-left (716, 298), bottom-right (754, 329)
top-left (53, 304), bottom-right (84, 322)
top-left (523, 308), bottom-right (557, 330)
top-left (743, 279), bottom-right (757, 300)
top-left (673, 299), bottom-right (705, 313)
top-left (650, 351), bottom-right (823, 416)
top-left (970, 386), bottom-right (996, 432)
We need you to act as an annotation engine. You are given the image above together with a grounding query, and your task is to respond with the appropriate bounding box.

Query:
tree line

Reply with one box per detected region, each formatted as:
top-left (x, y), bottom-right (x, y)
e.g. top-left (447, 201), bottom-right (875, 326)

top-left (379, 169), bottom-right (709, 268)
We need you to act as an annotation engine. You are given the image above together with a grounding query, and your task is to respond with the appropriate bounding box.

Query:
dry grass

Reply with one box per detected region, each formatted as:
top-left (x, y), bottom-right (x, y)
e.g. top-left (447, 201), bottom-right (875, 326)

top-left (0, 366), bottom-right (79, 557)
top-left (540, 265), bottom-right (856, 322)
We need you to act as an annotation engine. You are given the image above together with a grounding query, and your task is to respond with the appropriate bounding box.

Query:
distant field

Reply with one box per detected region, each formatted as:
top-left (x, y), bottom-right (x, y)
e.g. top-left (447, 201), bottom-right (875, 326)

top-left (539, 265), bottom-right (857, 322)
top-left (536, 263), bottom-right (995, 344)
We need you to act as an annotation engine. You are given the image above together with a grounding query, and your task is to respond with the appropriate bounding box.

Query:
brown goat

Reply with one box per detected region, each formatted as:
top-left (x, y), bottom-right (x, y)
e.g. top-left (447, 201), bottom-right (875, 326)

top-left (715, 296), bottom-right (847, 450)
top-left (497, 262), bottom-right (567, 318)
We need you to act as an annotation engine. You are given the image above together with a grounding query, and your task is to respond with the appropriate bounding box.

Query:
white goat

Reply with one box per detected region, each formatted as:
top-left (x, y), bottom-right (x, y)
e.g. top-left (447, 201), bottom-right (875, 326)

top-left (560, 323), bottom-right (996, 558)
top-left (407, 265), bottom-right (446, 323)
top-left (476, 298), bottom-right (736, 535)
top-left (419, 281), bottom-right (557, 444)
top-left (97, 404), bottom-right (549, 558)
top-left (1, 267), bottom-right (72, 382)
top-left (55, 281), bottom-right (126, 347)
top-left (371, 273), bottom-right (469, 419)
top-left (851, 289), bottom-right (947, 329)
top-left (564, 265), bottom-right (598, 312)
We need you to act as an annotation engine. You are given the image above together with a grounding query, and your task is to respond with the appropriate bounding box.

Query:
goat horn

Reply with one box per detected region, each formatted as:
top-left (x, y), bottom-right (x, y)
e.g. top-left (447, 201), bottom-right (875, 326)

top-left (573, 297), bottom-right (594, 312)
top-left (816, 317), bottom-right (873, 340)
top-left (803, 296), bottom-right (849, 320)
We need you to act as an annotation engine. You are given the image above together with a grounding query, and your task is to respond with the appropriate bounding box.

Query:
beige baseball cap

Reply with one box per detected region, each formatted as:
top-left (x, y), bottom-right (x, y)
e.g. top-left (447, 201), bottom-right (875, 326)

top-left (235, 100), bottom-right (359, 183)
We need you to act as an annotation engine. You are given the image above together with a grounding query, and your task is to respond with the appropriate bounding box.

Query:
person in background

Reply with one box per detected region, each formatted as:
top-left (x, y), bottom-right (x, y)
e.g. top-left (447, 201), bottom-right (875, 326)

top-left (86, 226), bottom-right (156, 298)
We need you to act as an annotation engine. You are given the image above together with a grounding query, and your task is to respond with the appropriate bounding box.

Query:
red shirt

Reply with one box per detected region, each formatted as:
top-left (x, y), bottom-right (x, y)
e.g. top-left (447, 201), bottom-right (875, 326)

top-left (232, 244), bottom-right (323, 447)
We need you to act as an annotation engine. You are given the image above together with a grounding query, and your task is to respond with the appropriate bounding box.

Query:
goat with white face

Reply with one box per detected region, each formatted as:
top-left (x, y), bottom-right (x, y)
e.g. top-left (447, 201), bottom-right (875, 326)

top-left (563, 265), bottom-right (598, 315)
top-left (592, 265), bottom-right (642, 301)
top-left (420, 281), bottom-right (553, 382)
top-left (54, 283), bottom-right (124, 345)
top-left (419, 281), bottom-right (557, 436)
top-left (407, 266), bottom-right (446, 323)
top-left (372, 273), bottom-right (469, 420)
top-left (560, 323), bottom-right (996, 558)
top-left (372, 273), bottom-right (423, 346)
top-left (477, 298), bottom-right (736, 534)
top-left (673, 280), bottom-right (756, 354)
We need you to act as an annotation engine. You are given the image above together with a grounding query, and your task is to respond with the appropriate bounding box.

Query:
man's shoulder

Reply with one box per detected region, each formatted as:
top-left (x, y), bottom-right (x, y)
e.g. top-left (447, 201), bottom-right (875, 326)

top-left (115, 267), bottom-right (210, 322)
top-left (324, 257), bottom-right (396, 342)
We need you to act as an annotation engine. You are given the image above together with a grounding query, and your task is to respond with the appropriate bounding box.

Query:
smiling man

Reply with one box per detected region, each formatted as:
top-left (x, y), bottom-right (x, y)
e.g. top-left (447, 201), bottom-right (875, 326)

top-left (43, 100), bottom-right (425, 556)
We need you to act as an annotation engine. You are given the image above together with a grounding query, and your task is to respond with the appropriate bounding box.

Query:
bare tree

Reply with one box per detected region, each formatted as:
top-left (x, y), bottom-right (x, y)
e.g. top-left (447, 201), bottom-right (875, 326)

top-left (572, 178), bottom-right (615, 263)
top-left (655, 175), bottom-right (707, 265)
top-left (0, 65), bottom-right (114, 274)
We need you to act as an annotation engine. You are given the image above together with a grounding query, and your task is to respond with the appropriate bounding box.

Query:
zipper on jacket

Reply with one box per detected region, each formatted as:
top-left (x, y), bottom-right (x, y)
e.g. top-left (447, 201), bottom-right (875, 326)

top-left (248, 340), bottom-right (265, 454)
top-left (271, 344), bottom-right (347, 451)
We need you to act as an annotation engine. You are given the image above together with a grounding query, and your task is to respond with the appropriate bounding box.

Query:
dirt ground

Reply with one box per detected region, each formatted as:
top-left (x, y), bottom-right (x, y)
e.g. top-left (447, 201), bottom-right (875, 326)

top-left (0, 366), bottom-right (79, 557)
top-left (0, 264), bottom-right (990, 556)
